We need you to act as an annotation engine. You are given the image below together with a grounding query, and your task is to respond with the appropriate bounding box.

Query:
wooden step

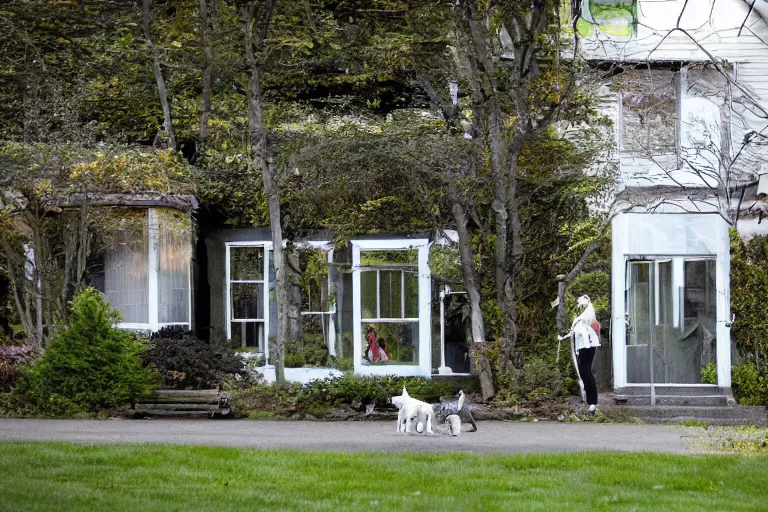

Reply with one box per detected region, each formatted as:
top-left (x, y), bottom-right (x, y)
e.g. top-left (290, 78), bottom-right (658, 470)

top-left (132, 389), bottom-right (232, 419)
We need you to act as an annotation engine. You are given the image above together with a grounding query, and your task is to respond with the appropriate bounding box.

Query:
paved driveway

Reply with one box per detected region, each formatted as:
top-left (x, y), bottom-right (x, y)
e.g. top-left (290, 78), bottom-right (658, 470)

top-left (0, 419), bottom-right (698, 454)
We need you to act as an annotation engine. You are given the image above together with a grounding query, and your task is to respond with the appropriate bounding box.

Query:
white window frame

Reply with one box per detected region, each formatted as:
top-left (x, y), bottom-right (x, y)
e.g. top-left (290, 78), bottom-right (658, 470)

top-left (297, 241), bottom-right (338, 357)
top-left (352, 238), bottom-right (431, 377)
top-left (115, 208), bottom-right (193, 332)
top-left (225, 241), bottom-right (272, 363)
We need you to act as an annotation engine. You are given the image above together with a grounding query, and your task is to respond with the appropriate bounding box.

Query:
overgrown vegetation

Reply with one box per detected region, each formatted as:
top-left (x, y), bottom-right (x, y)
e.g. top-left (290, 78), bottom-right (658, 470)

top-left (15, 289), bottom-right (158, 415)
top-left (229, 374), bottom-right (479, 419)
top-left (730, 230), bottom-right (768, 405)
top-left (147, 326), bottom-right (249, 389)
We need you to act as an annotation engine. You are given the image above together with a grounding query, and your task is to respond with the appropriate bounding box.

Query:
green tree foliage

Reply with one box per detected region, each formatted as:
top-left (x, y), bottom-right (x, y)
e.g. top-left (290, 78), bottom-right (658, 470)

top-left (730, 229), bottom-right (768, 361)
top-left (17, 288), bottom-right (159, 414)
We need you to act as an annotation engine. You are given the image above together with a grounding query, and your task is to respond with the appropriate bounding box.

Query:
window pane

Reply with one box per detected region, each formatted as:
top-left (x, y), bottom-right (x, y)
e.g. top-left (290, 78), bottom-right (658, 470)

top-left (379, 271), bottom-right (402, 318)
top-left (621, 69), bottom-right (678, 155)
top-left (158, 213), bottom-right (191, 324)
top-left (405, 272), bottom-right (419, 318)
top-left (360, 250), bottom-right (418, 266)
top-left (681, 260), bottom-right (717, 383)
top-left (361, 322), bottom-right (419, 366)
top-left (299, 249), bottom-right (329, 312)
top-left (657, 261), bottom-right (672, 326)
top-left (361, 271), bottom-right (377, 319)
top-left (231, 322), bottom-right (264, 350)
top-left (232, 282), bottom-right (264, 319)
top-left (104, 219), bottom-right (148, 324)
top-left (230, 247), bottom-right (264, 281)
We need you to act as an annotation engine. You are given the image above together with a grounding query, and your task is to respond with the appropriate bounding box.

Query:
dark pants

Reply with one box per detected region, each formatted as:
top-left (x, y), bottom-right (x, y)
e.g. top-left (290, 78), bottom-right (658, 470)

top-left (577, 347), bottom-right (598, 405)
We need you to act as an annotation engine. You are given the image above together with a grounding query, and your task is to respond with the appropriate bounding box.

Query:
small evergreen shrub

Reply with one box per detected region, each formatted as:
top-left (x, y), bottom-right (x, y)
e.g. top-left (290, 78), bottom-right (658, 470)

top-left (700, 362), bottom-right (717, 385)
top-left (284, 334), bottom-right (330, 367)
top-left (284, 353), bottom-right (306, 368)
top-left (17, 288), bottom-right (159, 414)
top-left (148, 331), bottom-right (249, 389)
top-left (731, 362), bottom-right (768, 406)
top-left (494, 357), bottom-right (565, 406)
top-left (0, 345), bottom-right (38, 392)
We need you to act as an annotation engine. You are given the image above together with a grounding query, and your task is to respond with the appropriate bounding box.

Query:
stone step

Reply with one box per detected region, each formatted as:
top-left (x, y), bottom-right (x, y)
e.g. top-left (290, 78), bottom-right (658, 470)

top-left (613, 395), bottom-right (729, 407)
top-left (603, 404), bottom-right (768, 426)
top-left (614, 386), bottom-right (726, 397)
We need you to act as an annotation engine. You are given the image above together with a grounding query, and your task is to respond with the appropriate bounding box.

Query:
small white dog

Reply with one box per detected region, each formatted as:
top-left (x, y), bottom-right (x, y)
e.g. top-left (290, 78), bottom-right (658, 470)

top-left (391, 386), bottom-right (435, 435)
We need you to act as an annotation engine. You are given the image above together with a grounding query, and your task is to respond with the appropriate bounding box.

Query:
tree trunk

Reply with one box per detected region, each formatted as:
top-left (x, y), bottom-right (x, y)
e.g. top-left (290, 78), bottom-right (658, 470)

top-left (198, 0), bottom-right (216, 143)
top-left (450, 193), bottom-right (495, 399)
top-left (243, 2), bottom-right (284, 384)
top-left (141, 0), bottom-right (176, 150)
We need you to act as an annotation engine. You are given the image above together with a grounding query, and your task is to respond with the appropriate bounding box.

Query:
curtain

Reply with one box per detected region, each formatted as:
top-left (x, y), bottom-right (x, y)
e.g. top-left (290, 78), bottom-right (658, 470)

top-left (104, 219), bottom-right (149, 324)
top-left (158, 214), bottom-right (191, 324)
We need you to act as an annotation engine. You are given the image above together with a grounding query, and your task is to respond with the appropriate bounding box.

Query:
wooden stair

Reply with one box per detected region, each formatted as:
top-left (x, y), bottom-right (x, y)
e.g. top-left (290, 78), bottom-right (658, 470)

top-left (132, 389), bottom-right (233, 419)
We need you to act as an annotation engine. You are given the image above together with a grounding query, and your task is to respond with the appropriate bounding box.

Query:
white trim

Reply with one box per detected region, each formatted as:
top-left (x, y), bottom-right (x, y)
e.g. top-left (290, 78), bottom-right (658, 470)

top-left (225, 242), bottom-right (272, 361)
top-left (147, 208), bottom-right (160, 332)
top-left (613, 214), bottom-right (730, 390)
top-left (116, 323), bottom-right (151, 330)
top-left (351, 238), bottom-right (431, 377)
top-left (359, 317), bottom-right (420, 323)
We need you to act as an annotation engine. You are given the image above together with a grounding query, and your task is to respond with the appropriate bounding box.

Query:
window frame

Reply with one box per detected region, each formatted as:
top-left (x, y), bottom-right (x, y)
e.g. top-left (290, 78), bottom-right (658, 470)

top-left (351, 238), bottom-right (431, 377)
top-left (113, 208), bottom-right (193, 331)
top-left (297, 241), bottom-right (339, 357)
top-left (225, 242), bottom-right (272, 360)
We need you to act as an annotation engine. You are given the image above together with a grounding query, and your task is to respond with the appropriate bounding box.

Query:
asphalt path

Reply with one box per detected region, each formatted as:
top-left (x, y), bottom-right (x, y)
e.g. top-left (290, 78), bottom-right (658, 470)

top-left (0, 419), bottom-right (699, 454)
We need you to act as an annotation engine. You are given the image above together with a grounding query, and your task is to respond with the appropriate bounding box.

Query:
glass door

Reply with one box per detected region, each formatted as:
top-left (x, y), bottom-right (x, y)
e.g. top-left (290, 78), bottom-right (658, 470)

top-left (626, 258), bottom-right (716, 385)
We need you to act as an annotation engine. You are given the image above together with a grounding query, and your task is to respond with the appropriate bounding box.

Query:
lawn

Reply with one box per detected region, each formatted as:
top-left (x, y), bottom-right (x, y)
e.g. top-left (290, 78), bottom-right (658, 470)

top-left (1, 442), bottom-right (767, 511)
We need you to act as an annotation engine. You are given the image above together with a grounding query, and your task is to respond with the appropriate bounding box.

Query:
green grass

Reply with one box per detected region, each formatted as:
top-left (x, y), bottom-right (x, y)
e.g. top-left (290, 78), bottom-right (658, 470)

top-left (1, 442), bottom-right (767, 511)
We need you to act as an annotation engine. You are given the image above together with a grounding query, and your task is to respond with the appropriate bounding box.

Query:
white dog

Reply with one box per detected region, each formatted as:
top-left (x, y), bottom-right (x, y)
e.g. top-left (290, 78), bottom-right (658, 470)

top-left (391, 386), bottom-right (435, 435)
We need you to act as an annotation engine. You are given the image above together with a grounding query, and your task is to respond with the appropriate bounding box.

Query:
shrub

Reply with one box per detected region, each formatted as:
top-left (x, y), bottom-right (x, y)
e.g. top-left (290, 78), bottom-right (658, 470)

top-left (148, 332), bottom-right (249, 389)
top-left (17, 288), bottom-right (159, 414)
top-left (230, 374), bottom-right (480, 418)
top-left (701, 362), bottom-right (717, 385)
top-left (0, 345), bottom-right (38, 392)
top-left (284, 334), bottom-right (330, 367)
top-left (731, 362), bottom-right (768, 406)
top-left (495, 357), bottom-right (564, 406)
top-left (284, 353), bottom-right (306, 368)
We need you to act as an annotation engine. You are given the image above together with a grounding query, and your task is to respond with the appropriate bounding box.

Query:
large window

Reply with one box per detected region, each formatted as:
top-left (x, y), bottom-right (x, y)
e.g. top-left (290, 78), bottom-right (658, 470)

top-left (352, 240), bottom-right (431, 376)
top-left (360, 250), bottom-right (419, 366)
top-left (103, 208), bottom-right (192, 330)
top-left (105, 215), bottom-right (149, 325)
top-left (158, 211), bottom-right (191, 324)
top-left (227, 244), bottom-right (269, 353)
top-left (620, 68), bottom-right (679, 158)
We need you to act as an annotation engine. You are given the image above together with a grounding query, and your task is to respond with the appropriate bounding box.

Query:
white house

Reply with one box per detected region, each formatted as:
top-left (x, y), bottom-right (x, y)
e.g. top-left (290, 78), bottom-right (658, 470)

top-left (578, 0), bottom-right (768, 395)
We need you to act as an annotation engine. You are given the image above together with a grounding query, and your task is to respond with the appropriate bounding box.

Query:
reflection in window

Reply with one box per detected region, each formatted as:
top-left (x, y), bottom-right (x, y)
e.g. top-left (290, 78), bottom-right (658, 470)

top-left (621, 69), bottom-right (679, 158)
top-left (104, 213), bottom-right (149, 324)
top-left (158, 213), bottom-right (191, 324)
top-left (229, 246), bottom-right (267, 351)
top-left (360, 249), bottom-right (420, 366)
top-left (299, 248), bottom-right (337, 357)
top-left (363, 322), bottom-right (419, 366)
